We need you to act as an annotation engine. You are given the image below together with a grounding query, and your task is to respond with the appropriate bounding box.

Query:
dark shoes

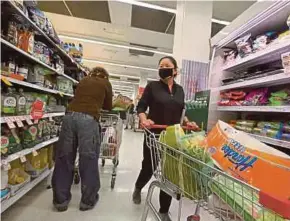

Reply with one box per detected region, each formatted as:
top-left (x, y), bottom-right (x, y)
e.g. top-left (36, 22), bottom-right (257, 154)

top-left (132, 188), bottom-right (141, 204)
top-left (56, 205), bottom-right (68, 212)
top-left (79, 194), bottom-right (99, 211)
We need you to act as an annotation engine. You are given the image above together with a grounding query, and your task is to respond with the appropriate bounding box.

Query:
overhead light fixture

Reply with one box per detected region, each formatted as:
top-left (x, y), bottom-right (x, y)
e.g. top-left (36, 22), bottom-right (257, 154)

top-left (116, 0), bottom-right (230, 26)
top-left (211, 18), bottom-right (230, 26)
top-left (110, 79), bottom-right (139, 85)
top-left (110, 73), bottom-right (140, 80)
top-left (116, 0), bottom-right (176, 13)
top-left (83, 58), bottom-right (157, 72)
top-left (59, 35), bottom-right (172, 56)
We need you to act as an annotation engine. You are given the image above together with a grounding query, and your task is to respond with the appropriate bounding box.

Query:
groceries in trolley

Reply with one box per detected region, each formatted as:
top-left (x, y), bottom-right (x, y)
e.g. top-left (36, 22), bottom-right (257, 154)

top-left (101, 126), bottom-right (117, 156)
top-left (150, 123), bottom-right (290, 220)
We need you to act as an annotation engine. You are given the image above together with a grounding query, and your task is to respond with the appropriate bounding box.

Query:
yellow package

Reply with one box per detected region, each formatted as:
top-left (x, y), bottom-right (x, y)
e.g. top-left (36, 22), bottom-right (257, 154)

top-left (47, 145), bottom-right (54, 169)
top-left (8, 168), bottom-right (29, 185)
top-left (39, 148), bottom-right (48, 168)
top-left (26, 153), bottom-right (41, 170)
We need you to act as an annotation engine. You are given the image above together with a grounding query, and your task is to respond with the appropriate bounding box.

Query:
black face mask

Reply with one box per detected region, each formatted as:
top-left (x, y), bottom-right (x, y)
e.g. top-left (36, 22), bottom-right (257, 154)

top-left (159, 68), bottom-right (174, 80)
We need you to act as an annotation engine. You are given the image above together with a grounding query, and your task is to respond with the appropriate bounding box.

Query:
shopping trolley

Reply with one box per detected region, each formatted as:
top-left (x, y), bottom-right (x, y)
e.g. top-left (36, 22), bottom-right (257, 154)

top-left (99, 113), bottom-right (123, 188)
top-left (141, 125), bottom-right (290, 221)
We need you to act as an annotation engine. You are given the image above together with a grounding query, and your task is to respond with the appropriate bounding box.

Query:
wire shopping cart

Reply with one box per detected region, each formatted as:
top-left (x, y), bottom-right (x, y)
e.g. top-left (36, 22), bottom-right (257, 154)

top-left (141, 125), bottom-right (290, 221)
top-left (99, 113), bottom-right (123, 188)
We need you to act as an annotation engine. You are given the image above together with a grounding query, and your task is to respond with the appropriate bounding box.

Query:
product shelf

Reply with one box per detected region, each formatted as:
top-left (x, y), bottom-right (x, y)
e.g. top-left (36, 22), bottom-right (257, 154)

top-left (4, 1), bottom-right (87, 78)
top-left (247, 133), bottom-right (290, 149)
top-left (1, 137), bottom-right (58, 164)
top-left (222, 39), bottom-right (290, 72)
top-left (0, 112), bottom-right (65, 124)
top-left (212, 72), bottom-right (290, 92)
top-left (1, 167), bottom-right (51, 213)
top-left (217, 106), bottom-right (290, 113)
top-left (1, 38), bottom-right (78, 84)
top-left (0, 76), bottom-right (74, 97)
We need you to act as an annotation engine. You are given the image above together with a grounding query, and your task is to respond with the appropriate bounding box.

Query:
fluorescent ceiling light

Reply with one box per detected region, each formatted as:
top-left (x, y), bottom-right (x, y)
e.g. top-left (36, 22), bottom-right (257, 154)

top-left (83, 58), bottom-right (157, 72)
top-left (116, 0), bottom-right (230, 26)
top-left (211, 18), bottom-right (230, 26)
top-left (110, 79), bottom-right (139, 85)
top-left (110, 73), bottom-right (140, 80)
top-left (116, 0), bottom-right (176, 13)
top-left (111, 84), bottom-right (133, 89)
top-left (59, 35), bottom-right (172, 56)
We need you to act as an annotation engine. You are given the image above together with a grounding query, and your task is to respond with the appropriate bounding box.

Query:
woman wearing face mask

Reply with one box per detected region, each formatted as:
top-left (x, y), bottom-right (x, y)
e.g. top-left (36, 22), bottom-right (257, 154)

top-left (132, 56), bottom-right (198, 221)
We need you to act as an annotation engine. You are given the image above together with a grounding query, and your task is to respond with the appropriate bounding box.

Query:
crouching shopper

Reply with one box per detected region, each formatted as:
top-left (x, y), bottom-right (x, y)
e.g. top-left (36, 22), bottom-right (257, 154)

top-left (52, 67), bottom-right (113, 212)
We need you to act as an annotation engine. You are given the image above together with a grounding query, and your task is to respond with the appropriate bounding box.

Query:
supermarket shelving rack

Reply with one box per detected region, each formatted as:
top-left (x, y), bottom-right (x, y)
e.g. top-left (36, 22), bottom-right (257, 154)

top-left (0, 1), bottom-right (86, 213)
top-left (207, 1), bottom-right (290, 150)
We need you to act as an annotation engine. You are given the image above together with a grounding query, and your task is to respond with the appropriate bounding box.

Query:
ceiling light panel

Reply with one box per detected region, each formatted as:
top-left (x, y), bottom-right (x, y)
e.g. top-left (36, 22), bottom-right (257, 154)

top-left (83, 58), bottom-right (157, 72)
top-left (59, 35), bottom-right (172, 56)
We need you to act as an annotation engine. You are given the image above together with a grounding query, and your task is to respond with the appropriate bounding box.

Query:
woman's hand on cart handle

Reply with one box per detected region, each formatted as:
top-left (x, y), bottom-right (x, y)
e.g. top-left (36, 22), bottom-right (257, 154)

top-left (141, 119), bottom-right (155, 127)
top-left (185, 121), bottom-right (200, 131)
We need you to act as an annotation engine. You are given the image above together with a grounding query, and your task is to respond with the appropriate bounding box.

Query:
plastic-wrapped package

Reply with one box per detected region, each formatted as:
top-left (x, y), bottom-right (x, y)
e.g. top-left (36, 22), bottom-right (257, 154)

top-left (242, 88), bottom-right (268, 106)
top-left (234, 34), bottom-right (253, 58)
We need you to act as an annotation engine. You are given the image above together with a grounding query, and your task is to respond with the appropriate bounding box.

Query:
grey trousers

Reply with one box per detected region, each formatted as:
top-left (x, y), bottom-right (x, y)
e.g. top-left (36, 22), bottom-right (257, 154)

top-left (52, 112), bottom-right (101, 208)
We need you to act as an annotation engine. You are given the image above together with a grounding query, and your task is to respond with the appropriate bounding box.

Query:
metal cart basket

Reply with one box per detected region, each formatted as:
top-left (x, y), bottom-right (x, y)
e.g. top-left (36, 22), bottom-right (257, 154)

top-left (99, 113), bottom-right (123, 188)
top-left (141, 126), bottom-right (290, 221)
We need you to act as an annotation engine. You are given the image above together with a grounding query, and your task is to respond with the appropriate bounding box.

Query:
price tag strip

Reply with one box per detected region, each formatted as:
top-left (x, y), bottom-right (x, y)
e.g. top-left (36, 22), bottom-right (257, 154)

top-left (32, 149), bottom-right (38, 156)
top-left (15, 117), bottom-right (24, 127)
top-left (25, 116), bottom-right (33, 125)
top-left (5, 117), bottom-right (16, 129)
top-left (20, 155), bottom-right (26, 163)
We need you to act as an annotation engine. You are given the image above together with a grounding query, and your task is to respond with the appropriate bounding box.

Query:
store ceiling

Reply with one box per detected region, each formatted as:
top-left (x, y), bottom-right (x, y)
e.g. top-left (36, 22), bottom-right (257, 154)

top-left (38, 1), bottom-right (256, 95)
top-left (38, 1), bottom-right (255, 36)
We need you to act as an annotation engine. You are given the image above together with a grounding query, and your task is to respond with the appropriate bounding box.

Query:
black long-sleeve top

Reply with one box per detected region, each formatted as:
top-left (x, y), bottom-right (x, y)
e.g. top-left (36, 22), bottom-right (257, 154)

top-left (137, 80), bottom-right (185, 126)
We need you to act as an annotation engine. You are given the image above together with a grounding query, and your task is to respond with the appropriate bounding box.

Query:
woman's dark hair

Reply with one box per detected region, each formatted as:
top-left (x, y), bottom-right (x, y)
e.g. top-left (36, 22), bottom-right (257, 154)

top-left (90, 66), bottom-right (109, 79)
top-left (158, 56), bottom-right (178, 69)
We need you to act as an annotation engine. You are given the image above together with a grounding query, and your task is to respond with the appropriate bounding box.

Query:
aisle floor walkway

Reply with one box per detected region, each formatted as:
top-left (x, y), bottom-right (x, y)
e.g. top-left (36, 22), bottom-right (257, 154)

top-left (2, 130), bottom-right (218, 221)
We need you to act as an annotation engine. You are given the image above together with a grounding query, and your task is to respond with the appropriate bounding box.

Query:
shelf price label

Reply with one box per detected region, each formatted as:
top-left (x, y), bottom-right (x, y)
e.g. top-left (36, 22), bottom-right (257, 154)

top-left (1, 159), bottom-right (11, 171)
top-left (32, 149), bottom-right (38, 156)
top-left (1, 76), bottom-right (13, 86)
top-left (5, 117), bottom-right (16, 129)
top-left (20, 155), bottom-right (26, 163)
top-left (15, 117), bottom-right (24, 127)
top-left (25, 116), bottom-right (33, 125)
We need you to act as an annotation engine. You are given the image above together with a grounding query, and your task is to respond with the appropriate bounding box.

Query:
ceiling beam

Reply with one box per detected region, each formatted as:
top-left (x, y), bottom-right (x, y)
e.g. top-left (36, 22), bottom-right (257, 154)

top-left (108, 1), bottom-right (132, 26)
top-left (44, 12), bottom-right (174, 51)
top-left (62, 0), bottom-right (73, 16)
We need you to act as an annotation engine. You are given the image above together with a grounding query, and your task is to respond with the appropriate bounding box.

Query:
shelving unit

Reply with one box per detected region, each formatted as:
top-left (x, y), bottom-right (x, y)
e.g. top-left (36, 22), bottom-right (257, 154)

top-left (0, 76), bottom-right (74, 97)
top-left (1, 137), bottom-right (58, 164)
top-left (0, 112), bottom-right (65, 124)
top-left (248, 134), bottom-right (290, 149)
top-left (217, 106), bottom-right (290, 113)
top-left (208, 1), bottom-right (290, 151)
top-left (0, 2), bottom-right (76, 212)
top-left (1, 168), bottom-right (51, 213)
top-left (1, 39), bottom-right (78, 83)
top-left (212, 72), bottom-right (290, 91)
top-left (222, 39), bottom-right (290, 71)
top-left (4, 1), bottom-right (87, 77)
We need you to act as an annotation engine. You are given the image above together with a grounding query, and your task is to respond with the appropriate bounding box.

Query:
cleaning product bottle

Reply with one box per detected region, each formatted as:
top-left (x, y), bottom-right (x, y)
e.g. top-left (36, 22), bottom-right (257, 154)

top-left (16, 88), bottom-right (27, 115)
top-left (2, 87), bottom-right (17, 116)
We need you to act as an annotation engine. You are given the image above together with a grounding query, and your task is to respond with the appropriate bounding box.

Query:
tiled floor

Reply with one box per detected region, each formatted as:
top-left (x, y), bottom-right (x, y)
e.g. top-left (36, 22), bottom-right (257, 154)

top-left (1, 130), bottom-right (218, 221)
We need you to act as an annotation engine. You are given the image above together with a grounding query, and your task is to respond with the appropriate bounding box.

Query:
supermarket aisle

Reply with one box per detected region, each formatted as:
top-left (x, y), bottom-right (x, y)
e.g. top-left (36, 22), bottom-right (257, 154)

top-left (1, 130), bottom-right (217, 221)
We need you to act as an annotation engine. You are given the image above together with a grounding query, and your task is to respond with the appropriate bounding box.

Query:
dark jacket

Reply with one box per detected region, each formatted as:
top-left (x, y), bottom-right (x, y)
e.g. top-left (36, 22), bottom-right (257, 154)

top-left (68, 76), bottom-right (113, 119)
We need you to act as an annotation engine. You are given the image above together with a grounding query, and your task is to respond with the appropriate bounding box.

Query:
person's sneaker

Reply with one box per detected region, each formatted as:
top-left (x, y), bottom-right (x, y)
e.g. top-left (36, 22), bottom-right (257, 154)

top-left (79, 194), bottom-right (99, 211)
top-left (54, 205), bottom-right (68, 212)
top-left (158, 212), bottom-right (172, 221)
top-left (132, 188), bottom-right (141, 204)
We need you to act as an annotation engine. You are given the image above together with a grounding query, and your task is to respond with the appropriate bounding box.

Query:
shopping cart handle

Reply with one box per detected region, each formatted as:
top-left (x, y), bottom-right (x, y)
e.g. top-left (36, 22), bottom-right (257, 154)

top-left (142, 124), bottom-right (199, 131)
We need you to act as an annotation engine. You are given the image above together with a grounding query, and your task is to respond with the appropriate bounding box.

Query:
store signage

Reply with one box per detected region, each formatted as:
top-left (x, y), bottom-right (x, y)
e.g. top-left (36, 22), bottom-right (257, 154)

top-left (30, 100), bottom-right (44, 120)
